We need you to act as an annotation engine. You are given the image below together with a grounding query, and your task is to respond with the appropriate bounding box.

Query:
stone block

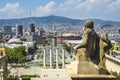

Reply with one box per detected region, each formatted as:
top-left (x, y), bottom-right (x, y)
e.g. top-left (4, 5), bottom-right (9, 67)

top-left (71, 61), bottom-right (99, 74)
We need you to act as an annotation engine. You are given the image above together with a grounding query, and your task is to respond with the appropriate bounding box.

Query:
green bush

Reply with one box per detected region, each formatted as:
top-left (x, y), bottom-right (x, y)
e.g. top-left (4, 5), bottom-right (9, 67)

top-left (22, 77), bottom-right (30, 80)
top-left (20, 74), bottom-right (36, 77)
top-left (6, 75), bottom-right (19, 80)
top-left (116, 75), bottom-right (120, 80)
top-left (20, 74), bottom-right (37, 80)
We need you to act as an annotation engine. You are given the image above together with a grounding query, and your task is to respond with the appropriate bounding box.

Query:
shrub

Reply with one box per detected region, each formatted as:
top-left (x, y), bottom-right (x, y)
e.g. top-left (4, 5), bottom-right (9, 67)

top-left (20, 74), bottom-right (37, 80)
top-left (22, 77), bottom-right (30, 80)
top-left (6, 75), bottom-right (19, 80)
top-left (20, 74), bottom-right (36, 77)
top-left (116, 74), bottom-right (120, 80)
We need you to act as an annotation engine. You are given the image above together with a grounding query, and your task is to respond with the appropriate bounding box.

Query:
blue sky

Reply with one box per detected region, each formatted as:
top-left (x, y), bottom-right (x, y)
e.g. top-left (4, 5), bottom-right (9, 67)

top-left (0, 0), bottom-right (120, 22)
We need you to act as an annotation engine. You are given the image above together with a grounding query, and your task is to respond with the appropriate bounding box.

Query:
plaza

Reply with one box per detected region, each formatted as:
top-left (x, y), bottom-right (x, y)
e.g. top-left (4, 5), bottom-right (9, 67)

top-left (10, 67), bottom-right (71, 80)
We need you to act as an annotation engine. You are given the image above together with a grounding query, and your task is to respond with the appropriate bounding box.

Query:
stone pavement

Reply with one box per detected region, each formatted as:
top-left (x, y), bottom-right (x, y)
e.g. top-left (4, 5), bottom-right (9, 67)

top-left (10, 67), bottom-right (71, 80)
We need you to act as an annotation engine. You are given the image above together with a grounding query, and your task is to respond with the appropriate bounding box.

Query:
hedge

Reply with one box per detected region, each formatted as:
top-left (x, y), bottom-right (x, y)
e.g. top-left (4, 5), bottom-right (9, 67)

top-left (21, 77), bottom-right (30, 80)
top-left (20, 75), bottom-right (36, 77)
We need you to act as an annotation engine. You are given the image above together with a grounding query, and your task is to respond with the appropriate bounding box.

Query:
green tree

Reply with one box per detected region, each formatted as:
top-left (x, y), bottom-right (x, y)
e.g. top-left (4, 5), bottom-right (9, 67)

top-left (6, 48), bottom-right (14, 63)
top-left (14, 46), bottom-right (27, 56)
top-left (28, 43), bottom-right (37, 54)
top-left (28, 47), bottom-right (35, 54)
top-left (6, 46), bottom-right (27, 64)
top-left (17, 53), bottom-right (26, 63)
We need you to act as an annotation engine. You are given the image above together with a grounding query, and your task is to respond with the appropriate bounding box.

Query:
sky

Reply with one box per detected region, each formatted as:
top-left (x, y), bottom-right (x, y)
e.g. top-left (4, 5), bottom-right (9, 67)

top-left (0, 0), bottom-right (120, 22)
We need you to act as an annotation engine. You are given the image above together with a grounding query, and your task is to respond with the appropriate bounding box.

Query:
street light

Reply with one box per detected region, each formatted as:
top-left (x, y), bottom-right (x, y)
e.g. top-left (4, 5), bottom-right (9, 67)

top-left (0, 68), bottom-right (3, 80)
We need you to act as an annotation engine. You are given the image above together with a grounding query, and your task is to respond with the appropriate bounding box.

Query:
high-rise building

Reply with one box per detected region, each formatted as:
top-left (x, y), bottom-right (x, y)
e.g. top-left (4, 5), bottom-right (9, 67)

top-left (29, 23), bottom-right (35, 35)
top-left (3, 26), bottom-right (12, 35)
top-left (38, 28), bottom-right (44, 36)
top-left (118, 29), bottom-right (120, 34)
top-left (16, 24), bottom-right (23, 36)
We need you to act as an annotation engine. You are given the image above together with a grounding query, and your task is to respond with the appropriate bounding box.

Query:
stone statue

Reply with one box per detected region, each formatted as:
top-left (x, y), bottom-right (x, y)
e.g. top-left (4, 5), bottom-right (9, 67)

top-left (71, 20), bottom-right (112, 74)
top-left (98, 34), bottom-right (112, 69)
top-left (74, 20), bottom-right (99, 63)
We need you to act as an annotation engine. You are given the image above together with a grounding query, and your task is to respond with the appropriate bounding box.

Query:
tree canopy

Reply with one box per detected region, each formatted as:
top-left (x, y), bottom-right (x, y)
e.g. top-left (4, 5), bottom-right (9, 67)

top-left (6, 46), bottom-right (27, 63)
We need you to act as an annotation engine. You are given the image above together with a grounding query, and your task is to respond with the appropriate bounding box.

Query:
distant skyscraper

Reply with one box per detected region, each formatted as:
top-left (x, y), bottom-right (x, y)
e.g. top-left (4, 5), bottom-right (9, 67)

top-left (3, 26), bottom-right (12, 35)
top-left (118, 29), bottom-right (120, 34)
top-left (29, 23), bottom-right (35, 35)
top-left (52, 25), bottom-right (56, 30)
top-left (16, 24), bottom-right (23, 36)
top-left (38, 28), bottom-right (44, 36)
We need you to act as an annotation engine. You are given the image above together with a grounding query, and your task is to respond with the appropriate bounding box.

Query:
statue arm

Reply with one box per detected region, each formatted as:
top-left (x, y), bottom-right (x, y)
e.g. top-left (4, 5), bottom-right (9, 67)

top-left (75, 33), bottom-right (88, 49)
top-left (104, 40), bottom-right (112, 52)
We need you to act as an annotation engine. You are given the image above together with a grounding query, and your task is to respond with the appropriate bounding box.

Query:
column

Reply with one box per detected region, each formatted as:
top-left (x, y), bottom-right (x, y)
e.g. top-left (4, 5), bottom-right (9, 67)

top-left (54, 36), bottom-right (57, 46)
top-left (50, 49), bottom-right (52, 68)
top-left (0, 67), bottom-right (3, 80)
top-left (42, 37), bottom-right (46, 46)
top-left (43, 48), bottom-right (46, 68)
top-left (56, 48), bottom-right (59, 68)
top-left (62, 48), bottom-right (65, 68)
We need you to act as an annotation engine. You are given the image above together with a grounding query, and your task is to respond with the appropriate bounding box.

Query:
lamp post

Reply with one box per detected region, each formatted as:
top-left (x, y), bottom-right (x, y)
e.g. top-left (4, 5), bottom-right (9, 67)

top-left (69, 43), bottom-right (73, 61)
top-left (56, 48), bottom-right (59, 68)
top-left (43, 48), bottom-right (46, 68)
top-left (49, 48), bottom-right (52, 68)
top-left (0, 68), bottom-right (3, 80)
top-left (62, 48), bottom-right (65, 68)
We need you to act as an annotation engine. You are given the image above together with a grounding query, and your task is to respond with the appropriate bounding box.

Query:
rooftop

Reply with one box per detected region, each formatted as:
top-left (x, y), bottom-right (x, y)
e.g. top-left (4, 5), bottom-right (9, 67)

top-left (7, 36), bottom-right (22, 44)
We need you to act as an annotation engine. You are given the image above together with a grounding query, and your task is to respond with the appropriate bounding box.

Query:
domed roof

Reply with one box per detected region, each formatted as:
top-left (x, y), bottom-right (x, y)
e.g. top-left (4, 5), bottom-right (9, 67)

top-left (7, 36), bottom-right (22, 44)
top-left (63, 33), bottom-right (77, 37)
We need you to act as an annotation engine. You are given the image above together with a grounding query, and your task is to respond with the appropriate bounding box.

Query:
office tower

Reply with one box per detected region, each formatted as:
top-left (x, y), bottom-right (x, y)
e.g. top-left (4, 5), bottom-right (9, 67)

top-left (16, 24), bottom-right (23, 36)
top-left (29, 23), bottom-right (35, 35)
top-left (3, 26), bottom-right (12, 35)
top-left (38, 28), bottom-right (44, 36)
top-left (118, 29), bottom-right (120, 34)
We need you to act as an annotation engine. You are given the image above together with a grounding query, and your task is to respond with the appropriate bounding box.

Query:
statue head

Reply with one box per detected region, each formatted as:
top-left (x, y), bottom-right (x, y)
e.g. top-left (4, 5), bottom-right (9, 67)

top-left (85, 20), bottom-right (94, 29)
top-left (100, 33), bottom-right (108, 41)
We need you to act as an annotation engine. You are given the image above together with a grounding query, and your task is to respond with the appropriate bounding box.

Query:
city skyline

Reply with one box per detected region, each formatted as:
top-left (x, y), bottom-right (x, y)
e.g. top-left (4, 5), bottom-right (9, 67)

top-left (0, 0), bottom-right (120, 22)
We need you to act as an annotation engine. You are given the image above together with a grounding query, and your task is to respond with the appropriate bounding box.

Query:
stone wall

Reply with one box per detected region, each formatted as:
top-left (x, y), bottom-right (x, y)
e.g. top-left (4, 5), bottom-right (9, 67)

top-left (106, 54), bottom-right (120, 73)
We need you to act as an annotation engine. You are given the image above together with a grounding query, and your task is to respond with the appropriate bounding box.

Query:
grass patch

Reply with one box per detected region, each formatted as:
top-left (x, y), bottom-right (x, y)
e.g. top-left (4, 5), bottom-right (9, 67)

top-left (20, 74), bottom-right (37, 80)
top-left (21, 74), bottom-right (37, 77)
top-left (116, 74), bottom-right (120, 80)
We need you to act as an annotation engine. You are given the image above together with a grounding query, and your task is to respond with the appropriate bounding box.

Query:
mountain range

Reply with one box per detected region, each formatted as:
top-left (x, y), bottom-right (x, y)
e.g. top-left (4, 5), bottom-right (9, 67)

top-left (0, 15), bottom-right (120, 28)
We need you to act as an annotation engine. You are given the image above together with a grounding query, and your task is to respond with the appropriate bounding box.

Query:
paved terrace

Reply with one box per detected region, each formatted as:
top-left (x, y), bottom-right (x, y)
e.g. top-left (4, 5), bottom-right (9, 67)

top-left (10, 67), bottom-right (71, 80)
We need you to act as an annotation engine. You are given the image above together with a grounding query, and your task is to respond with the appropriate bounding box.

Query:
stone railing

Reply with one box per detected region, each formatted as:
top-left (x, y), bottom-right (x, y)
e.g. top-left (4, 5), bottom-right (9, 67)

top-left (106, 54), bottom-right (120, 73)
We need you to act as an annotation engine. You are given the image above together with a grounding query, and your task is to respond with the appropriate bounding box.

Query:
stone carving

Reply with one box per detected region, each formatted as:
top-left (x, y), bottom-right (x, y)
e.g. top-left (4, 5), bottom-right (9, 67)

top-left (74, 20), bottom-right (99, 64)
top-left (74, 20), bottom-right (112, 69)
top-left (71, 20), bottom-right (112, 74)
top-left (98, 34), bottom-right (112, 69)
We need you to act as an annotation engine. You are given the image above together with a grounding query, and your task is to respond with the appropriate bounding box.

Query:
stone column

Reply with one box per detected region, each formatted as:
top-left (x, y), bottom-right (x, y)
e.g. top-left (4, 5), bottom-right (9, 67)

top-left (54, 36), bottom-right (57, 46)
top-left (62, 48), bottom-right (65, 68)
top-left (56, 48), bottom-right (59, 68)
top-left (42, 37), bottom-right (46, 46)
top-left (0, 67), bottom-right (3, 80)
top-left (43, 48), bottom-right (46, 68)
top-left (50, 49), bottom-right (52, 68)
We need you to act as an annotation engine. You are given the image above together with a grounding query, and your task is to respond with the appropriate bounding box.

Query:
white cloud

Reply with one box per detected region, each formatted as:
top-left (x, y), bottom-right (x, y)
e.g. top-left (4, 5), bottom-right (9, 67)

top-left (54, 0), bottom-right (120, 21)
top-left (0, 3), bottom-right (24, 19)
top-left (107, 0), bottom-right (120, 12)
top-left (0, 0), bottom-right (120, 21)
top-left (33, 1), bottom-right (56, 16)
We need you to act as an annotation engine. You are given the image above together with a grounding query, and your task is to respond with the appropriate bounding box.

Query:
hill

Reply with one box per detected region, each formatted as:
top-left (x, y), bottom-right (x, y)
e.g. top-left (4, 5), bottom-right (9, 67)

top-left (0, 15), bottom-right (120, 28)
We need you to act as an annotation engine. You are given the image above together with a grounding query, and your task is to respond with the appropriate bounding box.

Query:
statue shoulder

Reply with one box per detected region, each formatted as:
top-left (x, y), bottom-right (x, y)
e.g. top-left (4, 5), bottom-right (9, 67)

top-left (84, 28), bottom-right (92, 34)
top-left (100, 34), bottom-right (112, 51)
